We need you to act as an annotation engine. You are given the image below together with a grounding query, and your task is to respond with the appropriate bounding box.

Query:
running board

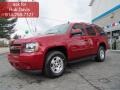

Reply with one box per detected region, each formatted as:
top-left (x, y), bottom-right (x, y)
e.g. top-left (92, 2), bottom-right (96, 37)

top-left (68, 55), bottom-right (97, 64)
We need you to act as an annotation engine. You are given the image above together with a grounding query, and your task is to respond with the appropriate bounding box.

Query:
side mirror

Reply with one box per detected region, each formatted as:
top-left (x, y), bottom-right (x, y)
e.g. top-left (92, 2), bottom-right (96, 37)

top-left (71, 29), bottom-right (82, 35)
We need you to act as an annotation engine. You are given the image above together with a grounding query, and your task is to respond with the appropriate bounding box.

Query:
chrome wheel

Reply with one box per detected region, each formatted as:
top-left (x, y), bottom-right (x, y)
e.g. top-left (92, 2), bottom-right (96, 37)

top-left (100, 49), bottom-right (105, 60)
top-left (44, 51), bottom-right (66, 78)
top-left (50, 56), bottom-right (64, 74)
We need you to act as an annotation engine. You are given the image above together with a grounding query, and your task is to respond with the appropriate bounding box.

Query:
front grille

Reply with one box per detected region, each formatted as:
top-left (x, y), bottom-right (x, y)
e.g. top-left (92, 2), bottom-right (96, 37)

top-left (10, 49), bottom-right (21, 54)
top-left (10, 44), bottom-right (22, 54)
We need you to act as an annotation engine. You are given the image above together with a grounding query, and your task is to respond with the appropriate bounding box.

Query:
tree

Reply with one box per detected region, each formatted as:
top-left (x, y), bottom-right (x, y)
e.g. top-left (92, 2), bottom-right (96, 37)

top-left (0, 0), bottom-right (17, 39)
top-left (0, 18), bottom-right (17, 39)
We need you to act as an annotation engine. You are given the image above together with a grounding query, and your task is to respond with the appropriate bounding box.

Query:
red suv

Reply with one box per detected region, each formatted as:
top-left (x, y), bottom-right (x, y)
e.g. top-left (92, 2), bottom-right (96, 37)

top-left (8, 22), bottom-right (109, 78)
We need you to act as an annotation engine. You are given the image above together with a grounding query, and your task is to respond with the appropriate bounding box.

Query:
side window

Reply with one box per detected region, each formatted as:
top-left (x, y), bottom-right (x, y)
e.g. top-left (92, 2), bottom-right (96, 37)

top-left (72, 24), bottom-right (85, 36)
top-left (86, 25), bottom-right (96, 36)
top-left (95, 26), bottom-right (106, 35)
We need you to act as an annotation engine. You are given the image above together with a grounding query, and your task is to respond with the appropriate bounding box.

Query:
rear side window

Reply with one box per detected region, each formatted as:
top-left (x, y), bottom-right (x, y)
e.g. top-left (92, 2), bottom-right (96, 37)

top-left (95, 26), bottom-right (106, 36)
top-left (85, 25), bottom-right (96, 36)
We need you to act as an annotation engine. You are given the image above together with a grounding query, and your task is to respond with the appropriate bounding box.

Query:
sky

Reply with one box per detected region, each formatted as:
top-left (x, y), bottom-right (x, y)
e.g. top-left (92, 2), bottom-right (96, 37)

top-left (11, 0), bottom-right (91, 38)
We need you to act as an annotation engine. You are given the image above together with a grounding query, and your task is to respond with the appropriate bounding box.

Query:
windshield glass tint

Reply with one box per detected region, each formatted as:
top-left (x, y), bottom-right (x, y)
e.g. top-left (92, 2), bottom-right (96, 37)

top-left (45, 24), bottom-right (69, 35)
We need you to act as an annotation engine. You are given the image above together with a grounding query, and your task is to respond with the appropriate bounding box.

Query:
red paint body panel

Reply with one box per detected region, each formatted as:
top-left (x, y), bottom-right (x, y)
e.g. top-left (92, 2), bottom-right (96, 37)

top-left (8, 22), bottom-right (109, 70)
top-left (8, 52), bottom-right (44, 70)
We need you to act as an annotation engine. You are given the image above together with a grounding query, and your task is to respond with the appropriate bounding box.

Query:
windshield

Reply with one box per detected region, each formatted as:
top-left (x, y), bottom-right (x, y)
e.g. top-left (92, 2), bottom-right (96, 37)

top-left (45, 24), bottom-right (70, 35)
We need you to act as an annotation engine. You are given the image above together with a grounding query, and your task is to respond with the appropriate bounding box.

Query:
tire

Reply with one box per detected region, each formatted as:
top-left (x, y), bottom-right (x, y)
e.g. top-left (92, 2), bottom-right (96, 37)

top-left (95, 46), bottom-right (106, 62)
top-left (44, 51), bottom-right (66, 78)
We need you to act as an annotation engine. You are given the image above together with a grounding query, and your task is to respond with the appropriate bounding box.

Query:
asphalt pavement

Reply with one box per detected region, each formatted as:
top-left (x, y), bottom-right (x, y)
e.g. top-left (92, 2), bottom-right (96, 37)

top-left (0, 51), bottom-right (120, 90)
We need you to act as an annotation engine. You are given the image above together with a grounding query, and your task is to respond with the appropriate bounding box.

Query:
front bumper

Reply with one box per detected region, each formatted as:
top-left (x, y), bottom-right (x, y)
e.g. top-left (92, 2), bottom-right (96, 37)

top-left (8, 52), bottom-right (44, 70)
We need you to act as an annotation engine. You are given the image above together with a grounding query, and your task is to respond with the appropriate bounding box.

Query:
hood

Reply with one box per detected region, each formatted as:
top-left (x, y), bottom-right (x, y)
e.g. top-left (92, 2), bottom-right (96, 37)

top-left (12, 34), bottom-right (66, 44)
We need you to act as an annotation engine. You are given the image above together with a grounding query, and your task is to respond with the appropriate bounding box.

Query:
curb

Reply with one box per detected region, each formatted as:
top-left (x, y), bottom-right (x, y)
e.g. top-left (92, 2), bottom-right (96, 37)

top-left (0, 47), bottom-right (9, 55)
top-left (109, 50), bottom-right (120, 53)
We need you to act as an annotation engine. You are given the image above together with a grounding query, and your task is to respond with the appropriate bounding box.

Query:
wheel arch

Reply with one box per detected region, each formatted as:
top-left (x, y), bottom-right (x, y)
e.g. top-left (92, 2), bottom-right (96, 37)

top-left (99, 42), bottom-right (106, 50)
top-left (45, 46), bottom-right (67, 57)
top-left (42, 46), bottom-right (68, 70)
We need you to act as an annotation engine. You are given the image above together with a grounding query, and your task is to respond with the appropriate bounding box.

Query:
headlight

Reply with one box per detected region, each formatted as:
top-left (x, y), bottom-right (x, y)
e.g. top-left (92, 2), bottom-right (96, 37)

top-left (24, 42), bottom-right (39, 53)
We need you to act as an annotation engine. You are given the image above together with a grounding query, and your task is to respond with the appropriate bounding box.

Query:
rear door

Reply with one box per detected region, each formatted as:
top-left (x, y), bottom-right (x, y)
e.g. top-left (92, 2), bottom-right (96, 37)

top-left (84, 25), bottom-right (98, 55)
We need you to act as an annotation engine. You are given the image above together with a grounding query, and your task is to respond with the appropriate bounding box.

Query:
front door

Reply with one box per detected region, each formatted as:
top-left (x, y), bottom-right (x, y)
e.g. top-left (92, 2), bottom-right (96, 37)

top-left (68, 23), bottom-right (90, 60)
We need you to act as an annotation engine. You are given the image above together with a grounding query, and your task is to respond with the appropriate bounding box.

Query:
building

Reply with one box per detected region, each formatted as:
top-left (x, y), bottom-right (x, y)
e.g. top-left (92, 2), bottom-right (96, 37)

top-left (89, 0), bottom-right (120, 50)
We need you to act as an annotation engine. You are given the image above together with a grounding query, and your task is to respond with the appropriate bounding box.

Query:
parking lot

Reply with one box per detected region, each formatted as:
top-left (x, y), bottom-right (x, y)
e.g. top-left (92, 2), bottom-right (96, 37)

top-left (0, 51), bottom-right (120, 90)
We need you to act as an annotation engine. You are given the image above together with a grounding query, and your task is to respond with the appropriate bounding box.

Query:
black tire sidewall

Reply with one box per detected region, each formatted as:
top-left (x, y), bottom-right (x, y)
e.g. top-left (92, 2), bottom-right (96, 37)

top-left (97, 46), bottom-right (105, 62)
top-left (44, 51), bottom-right (66, 78)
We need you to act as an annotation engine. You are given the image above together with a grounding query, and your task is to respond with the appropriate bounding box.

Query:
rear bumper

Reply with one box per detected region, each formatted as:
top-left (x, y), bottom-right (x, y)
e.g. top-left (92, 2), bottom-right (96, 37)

top-left (8, 52), bottom-right (44, 70)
